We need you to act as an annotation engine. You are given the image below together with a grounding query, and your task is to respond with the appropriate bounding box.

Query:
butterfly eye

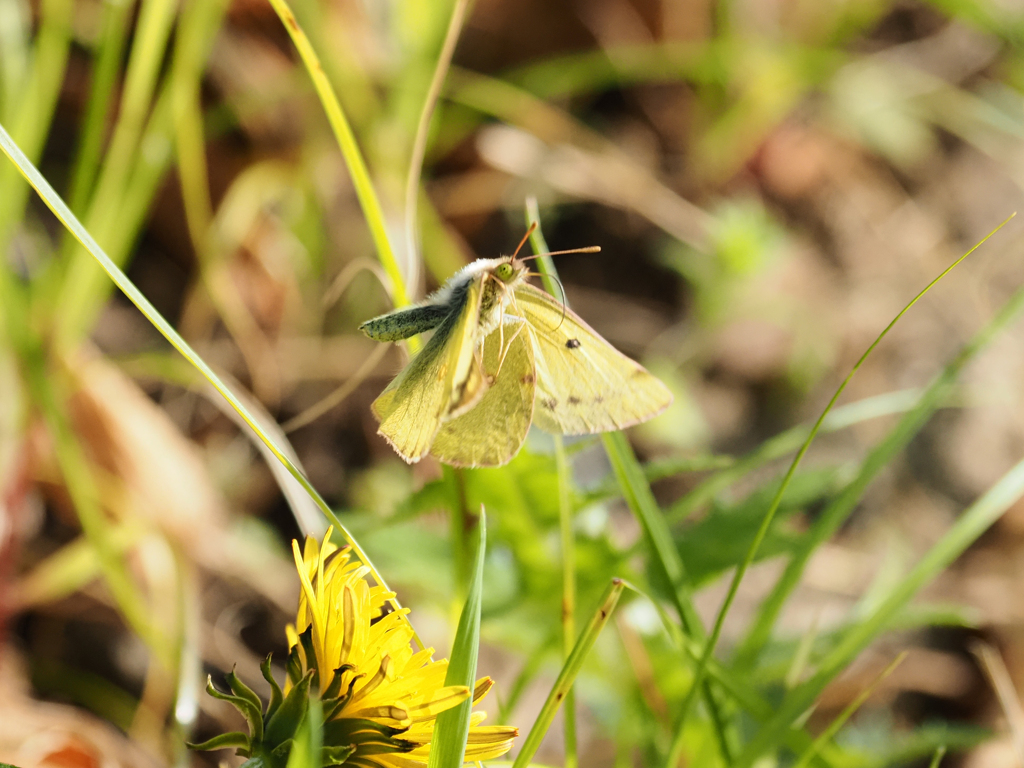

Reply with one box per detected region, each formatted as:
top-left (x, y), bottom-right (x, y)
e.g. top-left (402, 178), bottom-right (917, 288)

top-left (495, 263), bottom-right (514, 281)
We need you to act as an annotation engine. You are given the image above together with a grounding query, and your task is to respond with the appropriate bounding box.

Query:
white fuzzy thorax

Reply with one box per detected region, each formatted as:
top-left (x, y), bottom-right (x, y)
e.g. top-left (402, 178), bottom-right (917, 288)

top-left (426, 257), bottom-right (508, 306)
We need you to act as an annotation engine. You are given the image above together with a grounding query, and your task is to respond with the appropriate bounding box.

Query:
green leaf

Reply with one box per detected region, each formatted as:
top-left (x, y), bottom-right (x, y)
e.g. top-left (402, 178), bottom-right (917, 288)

top-left (428, 509), bottom-right (486, 768)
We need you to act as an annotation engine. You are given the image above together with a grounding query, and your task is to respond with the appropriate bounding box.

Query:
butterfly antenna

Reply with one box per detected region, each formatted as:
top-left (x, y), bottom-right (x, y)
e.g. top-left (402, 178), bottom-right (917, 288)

top-left (517, 245), bottom-right (601, 263)
top-left (527, 271), bottom-right (570, 330)
top-left (511, 222), bottom-right (538, 262)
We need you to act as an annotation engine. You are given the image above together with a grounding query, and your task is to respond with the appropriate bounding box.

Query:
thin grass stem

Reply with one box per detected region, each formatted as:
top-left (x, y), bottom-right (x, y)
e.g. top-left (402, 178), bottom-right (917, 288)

top-left (554, 434), bottom-right (578, 768)
top-left (511, 579), bottom-right (625, 768)
top-left (791, 652), bottom-right (907, 768)
top-left (404, 0), bottom-right (471, 299)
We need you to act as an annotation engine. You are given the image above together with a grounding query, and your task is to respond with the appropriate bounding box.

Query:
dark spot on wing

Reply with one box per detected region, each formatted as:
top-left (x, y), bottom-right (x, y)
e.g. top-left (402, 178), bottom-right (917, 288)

top-left (568, 396), bottom-right (581, 405)
top-left (566, 338), bottom-right (581, 349)
top-left (541, 398), bottom-right (558, 410)
top-left (594, 396), bottom-right (604, 404)
top-left (521, 373), bottom-right (535, 384)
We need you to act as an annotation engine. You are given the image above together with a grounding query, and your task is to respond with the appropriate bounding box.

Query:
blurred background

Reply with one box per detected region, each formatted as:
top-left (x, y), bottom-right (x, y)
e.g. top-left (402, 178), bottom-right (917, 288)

top-left (7, 0), bottom-right (1024, 765)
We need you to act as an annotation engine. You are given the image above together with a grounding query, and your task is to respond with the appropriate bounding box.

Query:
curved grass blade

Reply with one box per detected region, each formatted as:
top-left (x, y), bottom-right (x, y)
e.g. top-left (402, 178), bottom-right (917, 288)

top-left (511, 579), bottom-right (625, 768)
top-left (734, 449), bottom-right (1024, 766)
top-left (736, 279), bottom-right (1024, 666)
top-left (666, 215), bottom-right (1015, 768)
top-left (263, 0), bottom-right (410, 314)
top-left (0, 121), bottom-right (415, 640)
top-left (666, 387), bottom-right (934, 524)
top-left (429, 509), bottom-right (486, 768)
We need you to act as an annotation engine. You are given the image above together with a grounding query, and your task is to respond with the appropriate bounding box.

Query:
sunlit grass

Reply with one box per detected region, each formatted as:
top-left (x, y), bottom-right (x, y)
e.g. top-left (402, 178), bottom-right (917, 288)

top-left (3, 1), bottom-right (1024, 767)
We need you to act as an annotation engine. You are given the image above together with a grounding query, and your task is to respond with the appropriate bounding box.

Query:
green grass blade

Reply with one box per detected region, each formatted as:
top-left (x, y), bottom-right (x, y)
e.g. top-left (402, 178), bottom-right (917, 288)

top-left (511, 579), bottom-right (625, 768)
top-left (666, 216), bottom-right (1014, 768)
top-left (555, 435), bottom-right (577, 768)
top-left (627, 580), bottom-right (847, 767)
top-left (66, 0), bottom-right (136, 214)
top-left (0, 0), bottom-right (71, 240)
top-left (929, 746), bottom-right (947, 768)
top-left (735, 453), bottom-right (1024, 767)
top-left (735, 279), bottom-right (1024, 666)
top-left (171, 0), bottom-right (231, 244)
top-left (0, 121), bottom-right (416, 642)
top-left (264, 0), bottom-right (410, 312)
top-left (666, 387), bottom-right (933, 524)
top-left (57, 0), bottom-right (179, 344)
top-left (429, 509), bottom-right (486, 768)
top-left (791, 651), bottom-right (907, 768)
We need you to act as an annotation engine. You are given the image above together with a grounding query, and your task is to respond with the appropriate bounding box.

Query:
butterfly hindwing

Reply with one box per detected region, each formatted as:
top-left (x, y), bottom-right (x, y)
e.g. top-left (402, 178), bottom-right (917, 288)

top-left (514, 283), bottom-right (672, 434)
top-left (372, 276), bottom-right (487, 462)
top-left (431, 317), bottom-right (535, 468)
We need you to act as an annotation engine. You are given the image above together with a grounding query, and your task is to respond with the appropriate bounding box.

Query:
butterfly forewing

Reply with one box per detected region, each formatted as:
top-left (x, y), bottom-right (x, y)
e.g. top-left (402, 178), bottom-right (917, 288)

top-left (515, 283), bottom-right (672, 434)
top-left (431, 318), bottom-right (535, 468)
top-left (372, 276), bottom-right (487, 462)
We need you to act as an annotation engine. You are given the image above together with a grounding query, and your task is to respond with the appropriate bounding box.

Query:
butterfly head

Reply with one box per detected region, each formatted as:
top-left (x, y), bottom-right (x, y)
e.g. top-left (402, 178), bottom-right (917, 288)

top-left (493, 258), bottom-right (528, 286)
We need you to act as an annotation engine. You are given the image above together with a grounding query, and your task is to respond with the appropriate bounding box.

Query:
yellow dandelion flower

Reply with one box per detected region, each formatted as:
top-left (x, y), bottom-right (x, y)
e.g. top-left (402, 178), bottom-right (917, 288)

top-left (285, 527), bottom-right (518, 767)
top-left (189, 527), bottom-right (517, 768)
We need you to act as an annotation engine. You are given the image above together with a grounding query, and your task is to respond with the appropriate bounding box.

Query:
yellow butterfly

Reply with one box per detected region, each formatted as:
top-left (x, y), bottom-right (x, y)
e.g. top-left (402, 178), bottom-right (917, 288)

top-left (360, 231), bottom-right (673, 467)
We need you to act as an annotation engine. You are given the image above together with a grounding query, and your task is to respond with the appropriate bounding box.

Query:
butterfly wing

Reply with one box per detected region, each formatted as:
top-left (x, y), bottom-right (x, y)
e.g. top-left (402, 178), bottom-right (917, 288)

top-left (515, 283), bottom-right (672, 434)
top-left (371, 276), bottom-right (487, 462)
top-left (430, 317), bottom-right (535, 468)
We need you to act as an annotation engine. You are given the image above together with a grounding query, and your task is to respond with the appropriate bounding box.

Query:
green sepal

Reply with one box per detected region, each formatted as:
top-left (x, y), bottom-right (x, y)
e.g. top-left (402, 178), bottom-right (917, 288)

top-left (227, 668), bottom-right (265, 744)
top-left (322, 744), bottom-right (357, 766)
top-left (322, 663), bottom-right (355, 700)
top-left (262, 654), bottom-right (284, 722)
top-left (204, 675), bottom-right (264, 743)
top-left (271, 739), bottom-right (294, 757)
top-left (324, 717), bottom-right (406, 744)
top-left (286, 641), bottom-right (304, 687)
top-left (265, 669), bottom-right (314, 747)
top-left (186, 731), bottom-right (251, 752)
top-left (323, 672), bottom-right (360, 721)
top-left (287, 626), bottom-right (316, 687)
